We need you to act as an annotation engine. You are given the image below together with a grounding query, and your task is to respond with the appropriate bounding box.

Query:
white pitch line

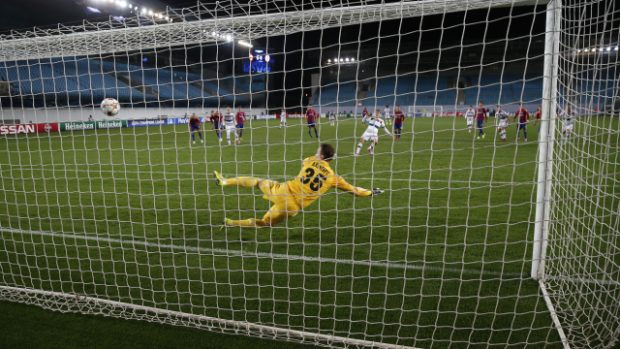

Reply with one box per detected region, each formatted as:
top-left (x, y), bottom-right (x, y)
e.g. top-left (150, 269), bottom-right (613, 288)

top-left (0, 227), bottom-right (524, 278)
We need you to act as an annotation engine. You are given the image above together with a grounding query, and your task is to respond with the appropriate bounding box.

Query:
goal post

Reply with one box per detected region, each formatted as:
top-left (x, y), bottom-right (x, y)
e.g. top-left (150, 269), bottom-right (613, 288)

top-left (0, 1), bottom-right (619, 348)
top-left (532, 2), bottom-right (568, 347)
top-left (531, 0), bottom-right (561, 281)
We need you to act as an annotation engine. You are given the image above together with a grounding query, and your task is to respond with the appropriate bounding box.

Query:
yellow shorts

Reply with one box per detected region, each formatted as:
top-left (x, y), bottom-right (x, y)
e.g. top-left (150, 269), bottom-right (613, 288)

top-left (258, 180), bottom-right (301, 217)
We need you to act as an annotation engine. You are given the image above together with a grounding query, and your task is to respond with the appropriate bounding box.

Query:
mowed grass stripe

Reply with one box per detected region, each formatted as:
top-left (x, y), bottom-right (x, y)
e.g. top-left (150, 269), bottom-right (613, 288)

top-left (0, 227), bottom-right (525, 278)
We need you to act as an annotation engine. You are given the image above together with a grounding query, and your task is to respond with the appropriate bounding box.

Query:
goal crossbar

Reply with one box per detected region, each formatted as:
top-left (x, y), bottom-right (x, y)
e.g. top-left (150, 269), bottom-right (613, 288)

top-left (0, 0), bottom-right (537, 62)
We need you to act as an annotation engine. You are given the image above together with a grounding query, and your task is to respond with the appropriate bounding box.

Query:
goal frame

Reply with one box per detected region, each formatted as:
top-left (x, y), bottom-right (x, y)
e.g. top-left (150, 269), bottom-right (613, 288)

top-left (0, 0), bottom-right (536, 63)
top-left (531, 2), bottom-right (572, 348)
top-left (532, 0), bottom-right (559, 283)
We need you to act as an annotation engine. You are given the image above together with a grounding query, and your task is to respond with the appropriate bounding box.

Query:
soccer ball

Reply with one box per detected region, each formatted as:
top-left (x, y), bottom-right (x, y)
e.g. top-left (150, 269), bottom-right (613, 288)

top-left (100, 98), bottom-right (120, 117)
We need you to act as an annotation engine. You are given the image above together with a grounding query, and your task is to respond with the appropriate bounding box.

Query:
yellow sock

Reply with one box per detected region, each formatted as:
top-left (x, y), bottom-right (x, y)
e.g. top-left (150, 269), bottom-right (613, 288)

top-left (224, 177), bottom-right (260, 188)
top-left (226, 218), bottom-right (266, 227)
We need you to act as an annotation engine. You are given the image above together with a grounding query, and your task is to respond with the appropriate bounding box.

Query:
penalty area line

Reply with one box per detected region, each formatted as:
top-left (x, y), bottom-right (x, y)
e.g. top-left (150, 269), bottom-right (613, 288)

top-left (0, 227), bottom-right (524, 278)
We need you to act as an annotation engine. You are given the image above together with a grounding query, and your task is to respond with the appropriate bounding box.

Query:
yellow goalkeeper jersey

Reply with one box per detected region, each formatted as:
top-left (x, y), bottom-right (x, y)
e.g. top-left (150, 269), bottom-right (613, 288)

top-left (285, 156), bottom-right (372, 208)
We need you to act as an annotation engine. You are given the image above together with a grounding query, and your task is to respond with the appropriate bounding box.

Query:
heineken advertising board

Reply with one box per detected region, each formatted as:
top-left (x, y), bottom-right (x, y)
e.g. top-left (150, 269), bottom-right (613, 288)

top-left (60, 121), bottom-right (96, 131)
top-left (96, 120), bottom-right (127, 129)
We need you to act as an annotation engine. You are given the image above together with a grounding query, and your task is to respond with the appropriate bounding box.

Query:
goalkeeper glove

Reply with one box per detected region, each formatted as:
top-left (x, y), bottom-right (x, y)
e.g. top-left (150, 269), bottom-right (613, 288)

top-left (372, 188), bottom-right (384, 195)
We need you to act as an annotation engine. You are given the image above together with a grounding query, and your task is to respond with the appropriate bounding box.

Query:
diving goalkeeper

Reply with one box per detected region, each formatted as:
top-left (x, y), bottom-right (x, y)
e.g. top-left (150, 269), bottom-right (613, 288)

top-left (214, 143), bottom-right (384, 227)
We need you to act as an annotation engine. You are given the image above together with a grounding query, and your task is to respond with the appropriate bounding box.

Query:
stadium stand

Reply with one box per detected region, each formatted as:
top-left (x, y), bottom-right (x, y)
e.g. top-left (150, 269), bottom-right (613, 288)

top-left (312, 72), bottom-right (545, 109)
top-left (0, 59), bottom-right (264, 107)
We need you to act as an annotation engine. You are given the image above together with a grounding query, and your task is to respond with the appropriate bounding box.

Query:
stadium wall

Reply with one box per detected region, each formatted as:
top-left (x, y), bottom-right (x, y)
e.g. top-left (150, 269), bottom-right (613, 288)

top-left (1, 103), bottom-right (551, 126)
top-left (0, 107), bottom-right (268, 124)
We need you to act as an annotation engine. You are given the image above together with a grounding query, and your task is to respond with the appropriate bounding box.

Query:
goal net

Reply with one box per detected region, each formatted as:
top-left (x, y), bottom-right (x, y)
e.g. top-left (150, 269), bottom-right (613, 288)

top-left (533, 1), bottom-right (620, 348)
top-left (0, 0), bottom-right (618, 348)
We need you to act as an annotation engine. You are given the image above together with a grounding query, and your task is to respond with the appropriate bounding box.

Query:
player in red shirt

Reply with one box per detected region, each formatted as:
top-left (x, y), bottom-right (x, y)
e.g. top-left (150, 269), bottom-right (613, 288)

top-left (305, 105), bottom-right (319, 138)
top-left (188, 113), bottom-right (203, 145)
top-left (235, 107), bottom-right (247, 144)
top-left (362, 107), bottom-right (370, 119)
top-left (475, 101), bottom-right (488, 140)
top-left (210, 110), bottom-right (223, 143)
top-left (393, 106), bottom-right (406, 140)
top-left (534, 106), bottom-right (541, 127)
top-left (514, 104), bottom-right (530, 142)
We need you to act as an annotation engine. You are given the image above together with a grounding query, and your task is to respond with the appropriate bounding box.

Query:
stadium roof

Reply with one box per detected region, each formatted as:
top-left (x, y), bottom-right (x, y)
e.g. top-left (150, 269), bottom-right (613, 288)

top-left (0, 0), bottom-right (189, 32)
top-left (1, 0), bottom-right (546, 33)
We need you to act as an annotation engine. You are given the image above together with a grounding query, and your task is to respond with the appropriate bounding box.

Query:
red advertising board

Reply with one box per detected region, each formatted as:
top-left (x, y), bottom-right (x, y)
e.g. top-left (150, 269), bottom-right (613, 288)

top-left (36, 123), bottom-right (60, 133)
top-left (0, 123), bottom-right (60, 136)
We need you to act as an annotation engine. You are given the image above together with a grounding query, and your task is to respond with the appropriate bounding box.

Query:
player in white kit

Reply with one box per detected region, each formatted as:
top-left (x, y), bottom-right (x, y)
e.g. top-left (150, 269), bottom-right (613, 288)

top-left (329, 112), bottom-right (336, 126)
top-left (223, 107), bottom-right (236, 145)
top-left (279, 109), bottom-right (287, 128)
top-left (561, 106), bottom-right (574, 141)
top-left (383, 105), bottom-right (392, 126)
top-left (465, 106), bottom-right (475, 133)
top-left (495, 105), bottom-right (510, 141)
top-left (355, 110), bottom-right (392, 156)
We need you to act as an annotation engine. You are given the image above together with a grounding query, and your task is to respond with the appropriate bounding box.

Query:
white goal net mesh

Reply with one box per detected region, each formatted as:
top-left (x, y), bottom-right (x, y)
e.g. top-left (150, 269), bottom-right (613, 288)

top-left (541, 0), bottom-right (620, 348)
top-left (0, 1), bottom-right (618, 348)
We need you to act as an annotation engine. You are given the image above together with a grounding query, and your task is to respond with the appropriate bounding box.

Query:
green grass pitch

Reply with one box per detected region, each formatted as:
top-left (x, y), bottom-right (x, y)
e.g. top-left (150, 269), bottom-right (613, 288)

top-left (0, 116), bottom-right (566, 348)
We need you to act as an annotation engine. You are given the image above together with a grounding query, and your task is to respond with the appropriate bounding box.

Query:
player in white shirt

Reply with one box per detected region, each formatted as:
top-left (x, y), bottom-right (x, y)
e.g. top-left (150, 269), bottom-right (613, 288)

top-left (223, 107), bottom-right (236, 145)
top-left (561, 106), bottom-right (574, 141)
top-left (383, 105), bottom-right (392, 126)
top-left (279, 109), bottom-right (287, 128)
top-left (495, 105), bottom-right (510, 141)
top-left (355, 110), bottom-right (392, 156)
top-left (465, 106), bottom-right (475, 133)
top-left (329, 112), bottom-right (336, 126)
